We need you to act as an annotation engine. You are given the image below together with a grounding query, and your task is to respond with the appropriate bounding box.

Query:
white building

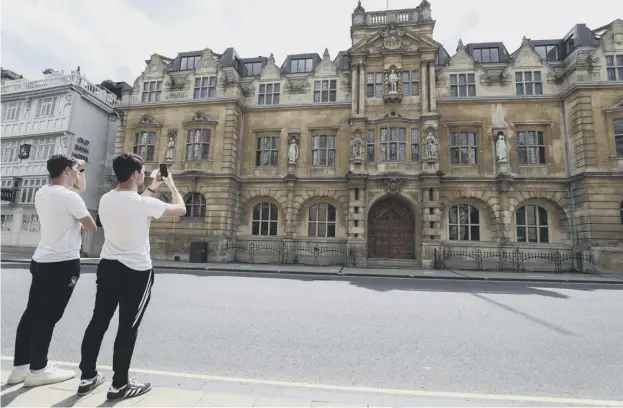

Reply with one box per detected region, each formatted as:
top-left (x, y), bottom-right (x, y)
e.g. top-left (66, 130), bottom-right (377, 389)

top-left (1, 68), bottom-right (124, 255)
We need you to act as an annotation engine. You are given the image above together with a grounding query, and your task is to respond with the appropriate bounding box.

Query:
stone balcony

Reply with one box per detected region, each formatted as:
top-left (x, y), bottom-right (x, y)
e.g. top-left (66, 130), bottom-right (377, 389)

top-left (1, 72), bottom-right (119, 108)
top-left (352, 7), bottom-right (431, 26)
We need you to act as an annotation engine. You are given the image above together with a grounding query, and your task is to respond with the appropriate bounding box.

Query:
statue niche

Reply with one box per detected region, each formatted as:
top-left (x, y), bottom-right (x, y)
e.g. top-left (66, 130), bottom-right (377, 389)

top-left (383, 65), bottom-right (403, 103)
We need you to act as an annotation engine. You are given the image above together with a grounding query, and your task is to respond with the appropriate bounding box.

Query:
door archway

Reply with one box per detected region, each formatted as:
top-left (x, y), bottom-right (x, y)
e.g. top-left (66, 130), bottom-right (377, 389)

top-left (367, 195), bottom-right (416, 259)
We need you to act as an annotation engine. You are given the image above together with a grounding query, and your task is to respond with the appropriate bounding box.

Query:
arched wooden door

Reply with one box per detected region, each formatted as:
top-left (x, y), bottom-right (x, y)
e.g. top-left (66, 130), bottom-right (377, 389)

top-left (367, 196), bottom-right (416, 259)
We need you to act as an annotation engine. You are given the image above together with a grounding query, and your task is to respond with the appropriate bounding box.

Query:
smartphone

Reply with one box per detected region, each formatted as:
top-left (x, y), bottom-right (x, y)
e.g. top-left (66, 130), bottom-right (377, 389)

top-left (159, 163), bottom-right (168, 178)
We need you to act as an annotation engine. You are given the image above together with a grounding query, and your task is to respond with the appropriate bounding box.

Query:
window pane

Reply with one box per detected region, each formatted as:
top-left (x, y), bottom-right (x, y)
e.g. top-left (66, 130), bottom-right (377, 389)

top-left (517, 226), bottom-right (526, 242)
top-left (449, 225), bottom-right (458, 240)
top-left (309, 205), bottom-right (317, 221)
top-left (539, 227), bottom-right (549, 243)
top-left (528, 227), bottom-right (538, 243)
top-left (449, 206), bottom-right (458, 224)
top-left (270, 204), bottom-right (278, 220)
top-left (261, 202), bottom-right (269, 220)
top-left (261, 222), bottom-right (269, 235)
top-left (538, 207), bottom-right (548, 225)
top-left (269, 222), bottom-right (277, 236)
top-left (317, 223), bottom-right (327, 238)
top-left (252, 221), bottom-right (259, 235)
top-left (327, 205), bottom-right (336, 222)
top-left (470, 206), bottom-right (479, 224)
top-left (318, 204), bottom-right (327, 221)
top-left (327, 224), bottom-right (336, 238)
top-left (527, 205), bottom-right (536, 225)
top-left (460, 226), bottom-right (469, 240)
top-left (516, 207), bottom-right (525, 225)
top-left (470, 226), bottom-right (480, 241)
top-left (308, 222), bottom-right (316, 237)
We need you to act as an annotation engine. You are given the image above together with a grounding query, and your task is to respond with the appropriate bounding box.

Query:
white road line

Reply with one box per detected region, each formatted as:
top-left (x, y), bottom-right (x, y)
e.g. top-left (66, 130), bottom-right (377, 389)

top-left (2, 357), bottom-right (621, 406)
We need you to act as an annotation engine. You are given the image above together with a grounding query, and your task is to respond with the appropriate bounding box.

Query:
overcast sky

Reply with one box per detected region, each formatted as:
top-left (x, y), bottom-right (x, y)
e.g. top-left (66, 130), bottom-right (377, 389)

top-left (1, 0), bottom-right (618, 84)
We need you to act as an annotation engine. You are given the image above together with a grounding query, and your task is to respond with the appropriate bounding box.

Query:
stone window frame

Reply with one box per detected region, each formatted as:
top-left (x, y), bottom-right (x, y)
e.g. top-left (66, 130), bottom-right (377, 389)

top-left (450, 130), bottom-right (478, 165)
top-left (606, 55), bottom-right (623, 81)
top-left (311, 134), bottom-right (336, 167)
top-left (193, 76), bottom-right (217, 99)
top-left (32, 136), bottom-right (56, 162)
top-left (614, 118), bottom-right (623, 156)
top-left (448, 204), bottom-right (480, 241)
top-left (366, 130), bottom-right (375, 162)
top-left (142, 81), bottom-right (162, 103)
top-left (1, 140), bottom-right (20, 163)
top-left (255, 135), bottom-right (279, 167)
top-left (410, 128), bottom-right (420, 161)
top-left (449, 73), bottom-right (476, 97)
top-left (184, 192), bottom-right (207, 220)
top-left (515, 71), bottom-right (543, 96)
top-left (379, 126), bottom-right (408, 161)
top-left (258, 83), bottom-right (280, 105)
top-left (21, 213), bottom-right (40, 233)
top-left (515, 204), bottom-right (549, 243)
top-left (1, 213), bottom-right (13, 231)
top-left (35, 96), bottom-right (58, 118)
top-left (2, 101), bottom-right (22, 122)
top-left (185, 128), bottom-right (211, 161)
top-left (620, 201), bottom-right (623, 225)
top-left (534, 45), bottom-right (559, 61)
top-left (251, 202), bottom-right (279, 236)
top-left (402, 70), bottom-right (420, 97)
top-left (308, 203), bottom-right (337, 238)
top-left (133, 131), bottom-right (158, 162)
top-left (313, 79), bottom-right (337, 103)
top-left (517, 130), bottom-right (546, 165)
top-left (366, 72), bottom-right (383, 98)
top-left (19, 178), bottom-right (47, 204)
top-left (244, 61), bottom-right (262, 76)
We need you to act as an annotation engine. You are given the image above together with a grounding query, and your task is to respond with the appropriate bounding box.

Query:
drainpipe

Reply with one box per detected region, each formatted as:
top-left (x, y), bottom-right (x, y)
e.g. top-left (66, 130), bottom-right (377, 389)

top-left (561, 99), bottom-right (578, 250)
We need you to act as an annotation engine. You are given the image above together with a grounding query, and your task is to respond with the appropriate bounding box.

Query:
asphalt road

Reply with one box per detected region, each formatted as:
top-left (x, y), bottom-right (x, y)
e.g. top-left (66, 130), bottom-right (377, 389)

top-left (2, 263), bottom-right (622, 402)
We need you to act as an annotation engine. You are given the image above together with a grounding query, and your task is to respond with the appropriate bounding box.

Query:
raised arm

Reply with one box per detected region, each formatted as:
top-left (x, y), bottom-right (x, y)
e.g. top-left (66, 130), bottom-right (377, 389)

top-left (162, 174), bottom-right (187, 217)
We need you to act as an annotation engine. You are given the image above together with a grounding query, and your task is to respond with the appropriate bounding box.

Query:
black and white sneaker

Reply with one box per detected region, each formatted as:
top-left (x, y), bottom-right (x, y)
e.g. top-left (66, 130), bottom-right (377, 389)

top-left (106, 379), bottom-right (152, 401)
top-left (77, 374), bottom-right (105, 396)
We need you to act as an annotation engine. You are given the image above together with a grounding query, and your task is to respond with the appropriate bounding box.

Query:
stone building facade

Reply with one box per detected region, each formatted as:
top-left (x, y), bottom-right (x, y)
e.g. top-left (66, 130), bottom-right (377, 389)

top-left (115, 1), bottom-right (623, 272)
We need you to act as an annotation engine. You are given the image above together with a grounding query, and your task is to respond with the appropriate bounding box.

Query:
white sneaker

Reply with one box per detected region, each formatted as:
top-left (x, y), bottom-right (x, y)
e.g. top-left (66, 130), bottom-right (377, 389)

top-left (23, 366), bottom-right (75, 387)
top-left (6, 369), bottom-right (27, 385)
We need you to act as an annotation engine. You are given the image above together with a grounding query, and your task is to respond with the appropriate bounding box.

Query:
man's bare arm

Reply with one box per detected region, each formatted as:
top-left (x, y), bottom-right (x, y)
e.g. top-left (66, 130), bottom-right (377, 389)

top-left (162, 176), bottom-right (187, 217)
top-left (78, 214), bottom-right (97, 233)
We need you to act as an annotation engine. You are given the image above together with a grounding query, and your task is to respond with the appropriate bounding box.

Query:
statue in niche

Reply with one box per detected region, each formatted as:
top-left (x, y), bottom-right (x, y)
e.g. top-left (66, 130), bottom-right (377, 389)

top-left (496, 133), bottom-right (508, 163)
top-left (352, 136), bottom-right (363, 160)
top-left (288, 138), bottom-right (299, 164)
top-left (388, 69), bottom-right (399, 93)
top-left (165, 136), bottom-right (176, 161)
top-left (425, 132), bottom-right (437, 158)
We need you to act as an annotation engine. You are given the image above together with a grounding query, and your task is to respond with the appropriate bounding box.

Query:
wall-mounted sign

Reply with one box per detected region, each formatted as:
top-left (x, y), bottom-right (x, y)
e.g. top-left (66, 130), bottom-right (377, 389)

top-left (1, 189), bottom-right (15, 202)
top-left (72, 137), bottom-right (90, 163)
top-left (18, 144), bottom-right (31, 160)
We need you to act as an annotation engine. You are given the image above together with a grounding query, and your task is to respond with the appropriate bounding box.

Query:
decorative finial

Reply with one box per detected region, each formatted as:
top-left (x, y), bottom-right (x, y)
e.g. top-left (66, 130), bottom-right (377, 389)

top-left (354, 0), bottom-right (365, 13)
top-left (521, 36), bottom-right (530, 45)
top-left (323, 48), bottom-right (330, 60)
top-left (268, 53), bottom-right (275, 64)
top-left (420, 0), bottom-right (430, 8)
top-left (457, 38), bottom-right (464, 51)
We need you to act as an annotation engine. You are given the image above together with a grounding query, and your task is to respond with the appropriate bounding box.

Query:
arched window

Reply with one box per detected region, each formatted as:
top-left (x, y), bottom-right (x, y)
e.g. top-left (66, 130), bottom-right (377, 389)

top-left (449, 204), bottom-right (480, 241)
top-left (620, 201), bottom-right (623, 224)
top-left (308, 203), bottom-right (337, 238)
top-left (516, 205), bottom-right (548, 243)
top-left (252, 202), bottom-right (278, 236)
top-left (185, 193), bottom-right (206, 218)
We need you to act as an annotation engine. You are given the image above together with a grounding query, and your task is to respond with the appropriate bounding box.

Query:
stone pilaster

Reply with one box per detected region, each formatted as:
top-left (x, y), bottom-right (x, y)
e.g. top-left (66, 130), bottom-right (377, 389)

top-left (496, 175), bottom-right (513, 244)
top-left (359, 64), bottom-right (366, 117)
top-left (420, 61), bottom-right (429, 114)
top-left (428, 60), bottom-right (436, 112)
top-left (285, 177), bottom-right (296, 238)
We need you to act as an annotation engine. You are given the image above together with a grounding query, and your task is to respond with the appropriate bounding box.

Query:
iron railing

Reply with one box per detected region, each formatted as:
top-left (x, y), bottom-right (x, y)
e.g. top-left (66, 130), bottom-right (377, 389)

top-left (434, 246), bottom-right (595, 273)
top-left (225, 241), bottom-right (357, 266)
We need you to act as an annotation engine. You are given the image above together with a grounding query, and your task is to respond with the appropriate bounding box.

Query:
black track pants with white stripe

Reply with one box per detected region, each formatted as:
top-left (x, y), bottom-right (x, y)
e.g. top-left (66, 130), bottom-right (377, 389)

top-left (79, 259), bottom-right (154, 388)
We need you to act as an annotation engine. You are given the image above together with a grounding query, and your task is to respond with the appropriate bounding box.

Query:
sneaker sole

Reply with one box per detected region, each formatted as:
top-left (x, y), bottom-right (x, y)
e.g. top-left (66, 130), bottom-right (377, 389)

top-left (23, 375), bottom-right (74, 388)
top-left (107, 386), bottom-right (151, 401)
top-left (77, 378), bottom-right (105, 396)
top-left (6, 377), bottom-right (25, 385)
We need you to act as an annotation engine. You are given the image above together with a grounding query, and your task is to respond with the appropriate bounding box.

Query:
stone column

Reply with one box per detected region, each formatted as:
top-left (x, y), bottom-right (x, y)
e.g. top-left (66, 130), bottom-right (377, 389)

top-left (421, 177), bottom-right (441, 268)
top-left (428, 60), bottom-right (436, 112)
top-left (359, 64), bottom-right (366, 116)
top-left (346, 174), bottom-right (367, 266)
top-left (351, 64), bottom-right (359, 116)
top-left (285, 179), bottom-right (295, 238)
top-left (496, 178), bottom-right (512, 244)
top-left (420, 61), bottom-right (428, 114)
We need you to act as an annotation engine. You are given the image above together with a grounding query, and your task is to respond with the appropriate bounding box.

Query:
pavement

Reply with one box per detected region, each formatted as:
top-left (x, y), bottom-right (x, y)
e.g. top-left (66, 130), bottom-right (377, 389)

top-left (2, 254), bottom-right (623, 284)
top-left (2, 264), bottom-right (623, 406)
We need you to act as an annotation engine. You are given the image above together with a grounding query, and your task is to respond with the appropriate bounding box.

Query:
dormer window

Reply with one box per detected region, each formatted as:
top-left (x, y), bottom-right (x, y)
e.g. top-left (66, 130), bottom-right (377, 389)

top-left (535, 45), bottom-right (558, 61)
top-left (565, 34), bottom-right (575, 54)
top-left (244, 62), bottom-right (262, 76)
top-left (473, 48), bottom-right (499, 63)
top-left (606, 55), bottom-right (623, 81)
top-left (180, 56), bottom-right (201, 70)
top-left (290, 58), bottom-right (313, 73)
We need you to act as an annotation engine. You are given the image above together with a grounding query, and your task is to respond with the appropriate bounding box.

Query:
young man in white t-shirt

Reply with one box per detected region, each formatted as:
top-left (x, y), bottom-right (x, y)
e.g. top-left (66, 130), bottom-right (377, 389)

top-left (77, 153), bottom-right (186, 400)
top-left (7, 155), bottom-right (97, 387)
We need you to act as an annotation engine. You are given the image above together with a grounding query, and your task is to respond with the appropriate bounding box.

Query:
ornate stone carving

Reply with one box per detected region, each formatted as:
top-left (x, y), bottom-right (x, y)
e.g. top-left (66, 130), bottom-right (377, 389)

top-left (495, 131), bottom-right (508, 163)
top-left (323, 48), bottom-right (331, 61)
top-left (165, 131), bottom-right (177, 161)
top-left (382, 25), bottom-right (406, 50)
top-left (288, 138), bottom-right (299, 165)
top-left (166, 91), bottom-right (188, 100)
top-left (139, 114), bottom-right (155, 124)
top-left (165, 76), bottom-right (190, 90)
top-left (351, 136), bottom-right (363, 161)
top-left (423, 132), bottom-right (438, 160)
top-left (377, 177), bottom-right (406, 195)
top-left (284, 77), bottom-right (309, 94)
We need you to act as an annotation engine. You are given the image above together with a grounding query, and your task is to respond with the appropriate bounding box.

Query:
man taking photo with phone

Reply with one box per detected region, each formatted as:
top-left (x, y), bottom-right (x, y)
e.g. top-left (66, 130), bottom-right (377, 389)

top-left (7, 155), bottom-right (96, 387)
top-left (77, 153), bottom-right (186, 401)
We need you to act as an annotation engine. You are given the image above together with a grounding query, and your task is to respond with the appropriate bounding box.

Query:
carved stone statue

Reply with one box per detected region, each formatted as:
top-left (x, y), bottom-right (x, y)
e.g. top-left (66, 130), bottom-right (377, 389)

top-left (165, 137), bottom-right (176, 161)
top-left (388, 69), bottom-right (399, 93)
top-left (288, 138), bottom-right (299, 164)
top-left (425, 132), bottom-right (437, 158)
top-left (496, 133), bottom-right (508, 163)
top-left (352, 136), bottom-right (363, 160)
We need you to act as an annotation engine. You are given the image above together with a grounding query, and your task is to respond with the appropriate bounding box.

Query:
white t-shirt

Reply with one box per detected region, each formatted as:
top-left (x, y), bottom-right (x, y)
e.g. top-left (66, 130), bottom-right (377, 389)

top-left (32, 185), bottom-right (90, 263)
top-left (98, 190), bottom-right (167, 271)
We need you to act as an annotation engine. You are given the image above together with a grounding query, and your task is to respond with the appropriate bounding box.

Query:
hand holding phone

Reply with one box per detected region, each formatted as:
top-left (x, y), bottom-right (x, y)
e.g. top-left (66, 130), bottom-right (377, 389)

top-left (159, 163), bottom-right (169, 178)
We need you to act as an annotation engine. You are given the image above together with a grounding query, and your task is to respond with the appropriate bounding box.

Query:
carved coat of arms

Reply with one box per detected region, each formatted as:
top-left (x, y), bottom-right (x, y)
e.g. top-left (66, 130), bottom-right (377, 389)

top-left (382, 26), bottom-right (405, 50)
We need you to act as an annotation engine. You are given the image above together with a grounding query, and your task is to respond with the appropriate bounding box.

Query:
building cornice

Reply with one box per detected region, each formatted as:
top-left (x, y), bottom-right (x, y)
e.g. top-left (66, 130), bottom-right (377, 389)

top-left (560, 81), bottom-right (623, 99)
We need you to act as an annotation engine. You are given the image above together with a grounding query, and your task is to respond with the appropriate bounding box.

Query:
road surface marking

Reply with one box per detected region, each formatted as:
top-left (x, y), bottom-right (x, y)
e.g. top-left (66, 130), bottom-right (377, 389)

top-left (1, 357), bottom-right (621, 406)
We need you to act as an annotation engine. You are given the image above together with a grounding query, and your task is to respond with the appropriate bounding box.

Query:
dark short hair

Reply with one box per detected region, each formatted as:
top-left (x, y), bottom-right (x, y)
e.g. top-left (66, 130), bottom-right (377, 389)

top-left (113, 153), bottom-right (144, 183)
top-left (47, 154), bottom-right (76, 178)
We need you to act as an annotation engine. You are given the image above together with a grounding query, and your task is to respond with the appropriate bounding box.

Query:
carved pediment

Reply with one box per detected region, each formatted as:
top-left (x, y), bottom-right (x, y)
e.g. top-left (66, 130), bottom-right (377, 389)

top-left (590, 19), bottom-right (623, 61)
top-left (143, 53), bottom-right (167, 77)
top-left (259, 54), bottom-right (282, 80)
top-left (446, 39), bottom-right (475, 70)
top-left (184, 111), bottom-right (218, 126)
top-left (134, 114), bottom-right (162, 128)
top-left (196, 48), bottom-right (219, 73)
top-left (284, 76), bottom-right (310, 94)
top-left (501, 36), bottom-right (556, 80)
top-left (315, 49), bottom-right (338, 77)
top-left (349, 28), bottom-right (440, 55)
